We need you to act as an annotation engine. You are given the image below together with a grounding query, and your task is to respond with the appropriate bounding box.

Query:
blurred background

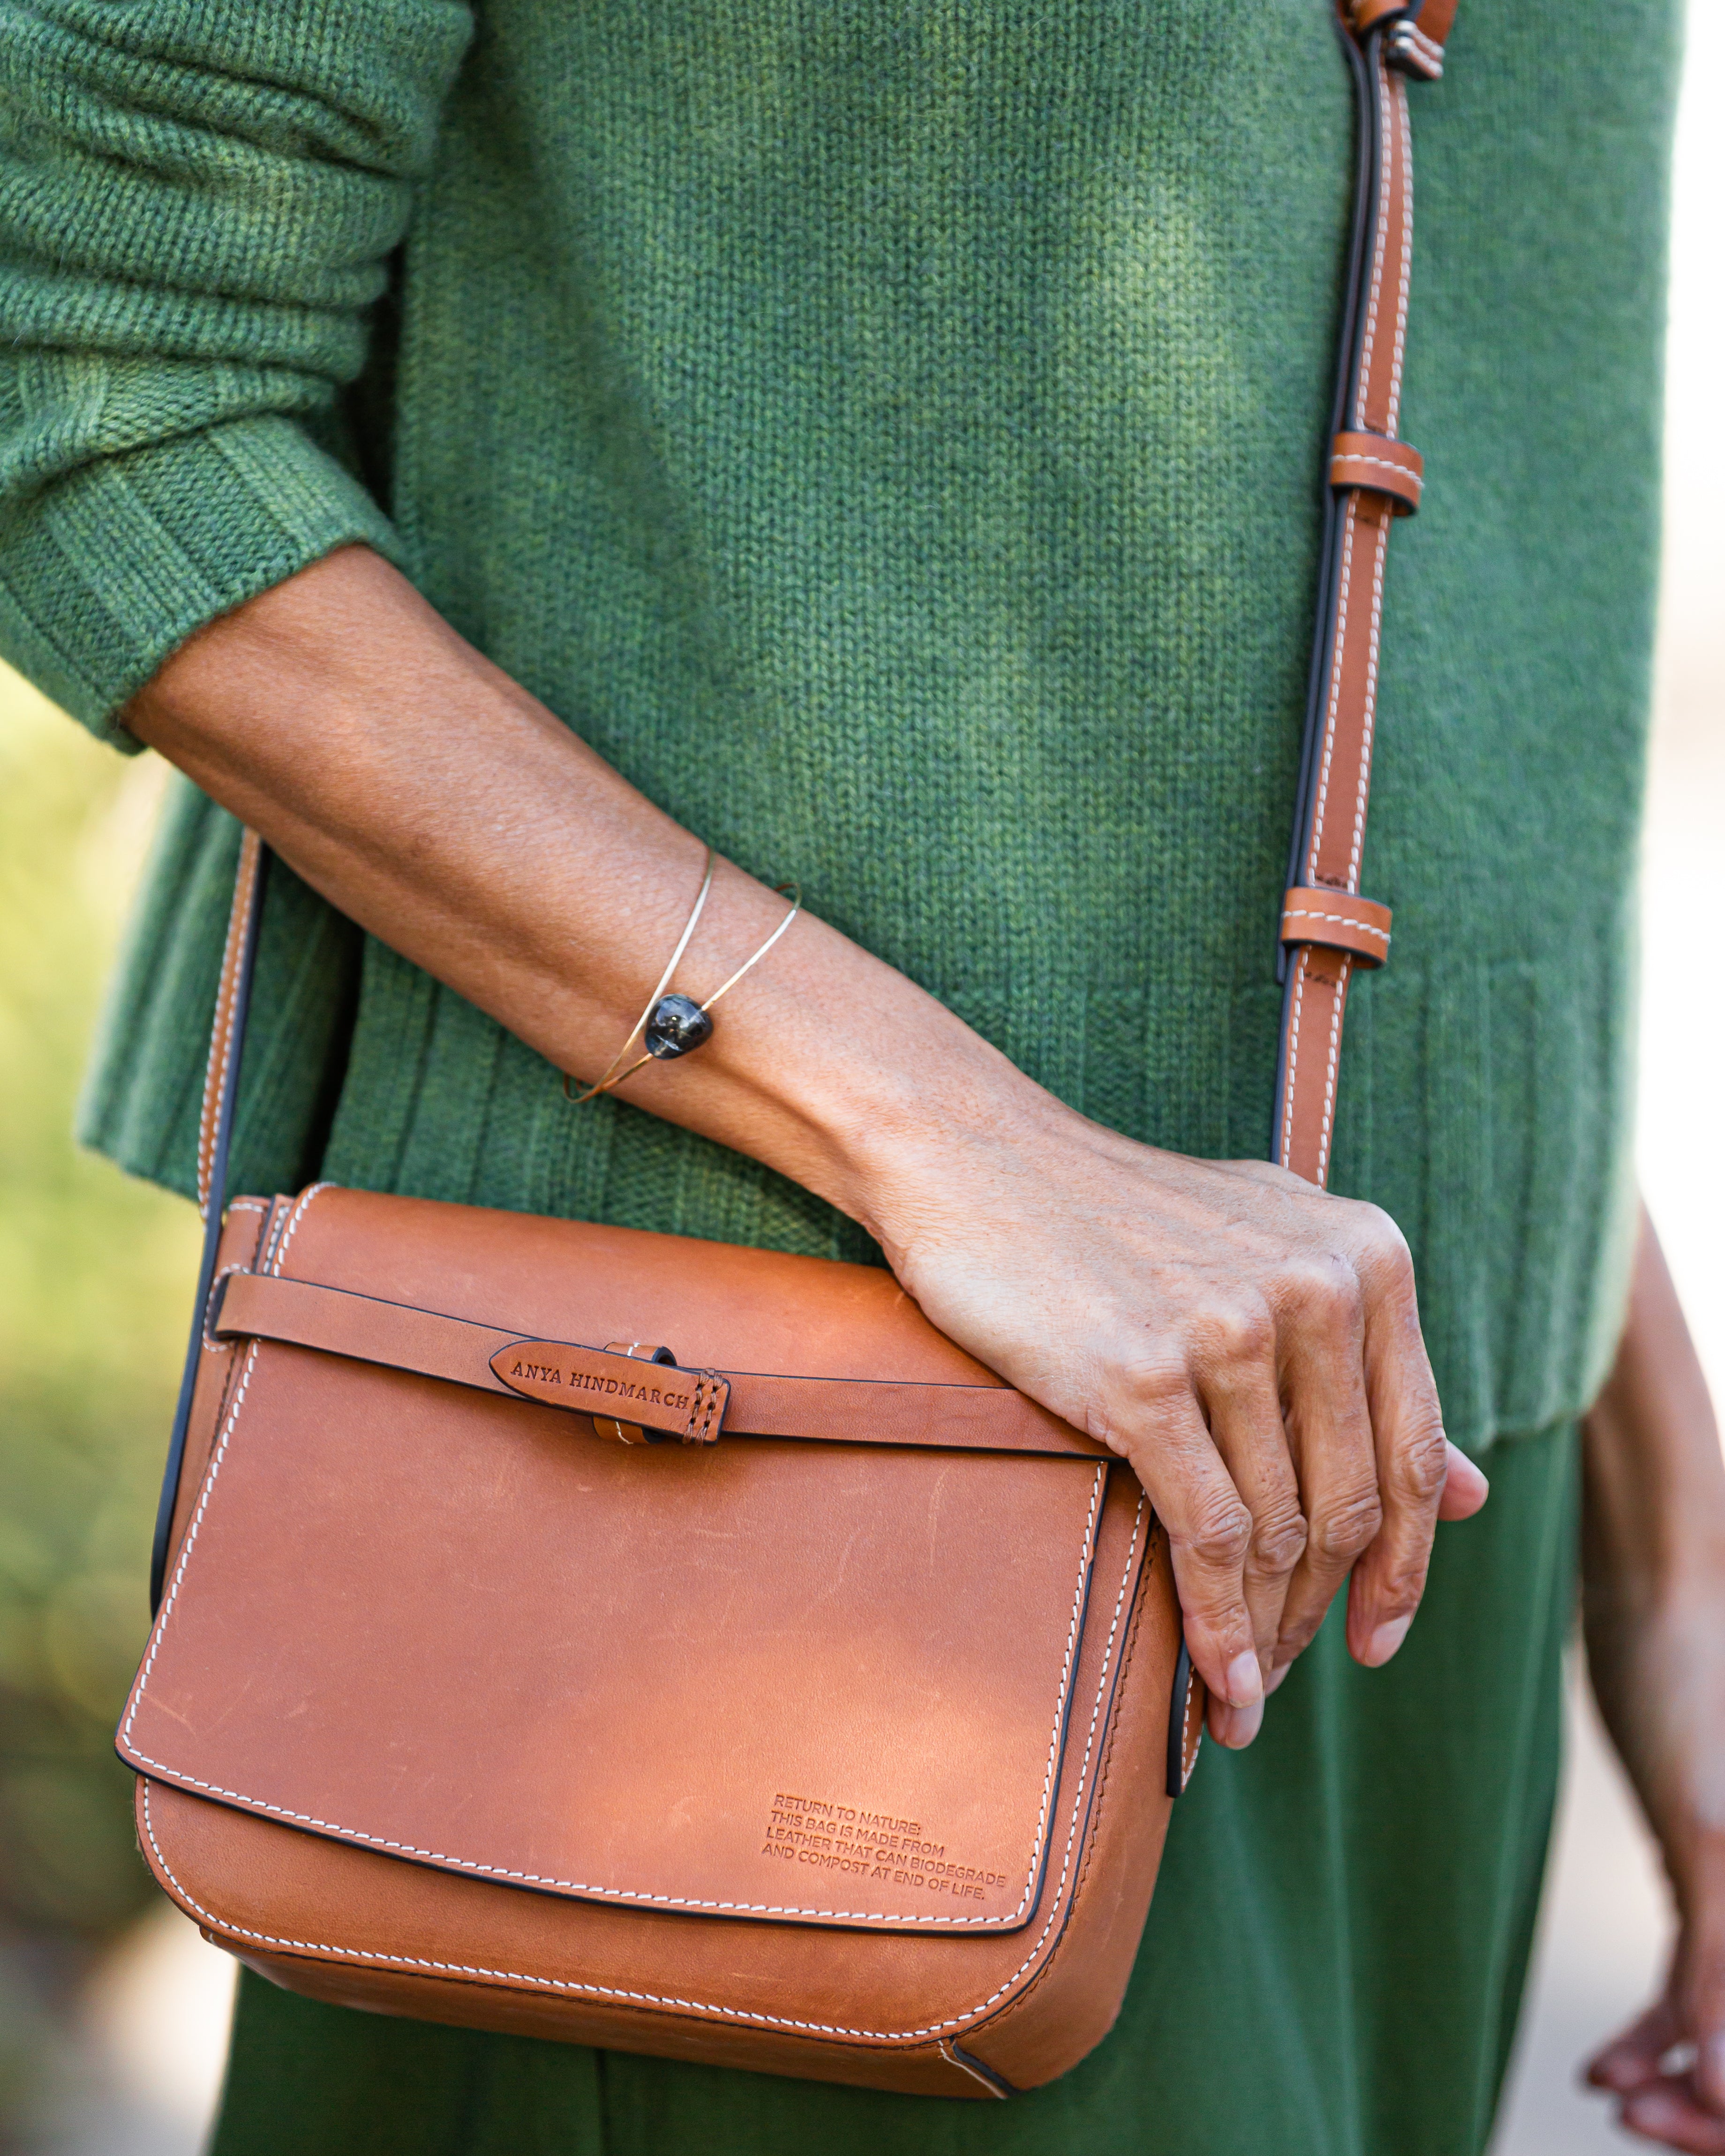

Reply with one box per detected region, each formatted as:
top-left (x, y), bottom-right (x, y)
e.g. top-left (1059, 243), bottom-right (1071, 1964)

top-left (0, 8), bottom-right (1719, 2149)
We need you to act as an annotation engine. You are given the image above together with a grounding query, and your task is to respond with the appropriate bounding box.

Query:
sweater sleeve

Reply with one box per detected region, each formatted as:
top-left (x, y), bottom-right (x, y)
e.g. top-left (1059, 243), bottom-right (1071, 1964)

top-left (0, 0), bottom-right (473, 743)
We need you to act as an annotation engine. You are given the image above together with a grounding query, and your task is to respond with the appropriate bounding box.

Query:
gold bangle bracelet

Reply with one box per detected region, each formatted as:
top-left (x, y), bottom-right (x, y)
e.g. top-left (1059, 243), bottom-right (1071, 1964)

top-left (564, 848), bottom-right (716, 1104)
top-left (565, 856), bottom-right (802, 1104)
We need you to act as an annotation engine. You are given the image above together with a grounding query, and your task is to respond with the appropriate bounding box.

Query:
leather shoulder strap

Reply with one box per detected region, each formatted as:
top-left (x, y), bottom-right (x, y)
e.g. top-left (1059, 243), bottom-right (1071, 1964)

top-left (149, 826), bottom-right (268, 1612)
top-left (1272, 0), bottom-right (1455, 1187)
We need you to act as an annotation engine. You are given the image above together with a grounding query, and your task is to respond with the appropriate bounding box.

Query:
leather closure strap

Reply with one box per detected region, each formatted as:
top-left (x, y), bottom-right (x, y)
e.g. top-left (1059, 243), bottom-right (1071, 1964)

top-left (1328, 430), bottom-right (1422, 513)
top-left (211, 1269), bottom-right (1112, 1461)
top-left (1280, 886), bottom-right (1392, 968)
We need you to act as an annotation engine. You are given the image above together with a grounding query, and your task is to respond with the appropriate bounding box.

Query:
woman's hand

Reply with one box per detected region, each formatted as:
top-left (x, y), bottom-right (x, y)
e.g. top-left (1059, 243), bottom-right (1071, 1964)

top-left (126, 543), bottom-right (1487, 1750)
top-left (1581, 1206), bottom-right (1725, 2150)
top-left (859, 1085), bottom-right (1489, 1748)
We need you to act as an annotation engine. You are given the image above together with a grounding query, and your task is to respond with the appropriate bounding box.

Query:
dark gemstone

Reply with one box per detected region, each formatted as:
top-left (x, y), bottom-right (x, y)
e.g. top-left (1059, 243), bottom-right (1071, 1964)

top-left (644, 993), bottom-right (715, 1060)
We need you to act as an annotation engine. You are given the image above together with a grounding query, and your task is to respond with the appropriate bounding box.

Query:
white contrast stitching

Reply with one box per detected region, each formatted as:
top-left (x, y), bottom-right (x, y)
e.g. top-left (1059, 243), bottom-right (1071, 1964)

top-left (196, 856), bottom-right (258, 1219)
top-left (1386, 70), bottom-right (1412, 433)
top-left (202, 1265), bottom-right (253, 1353)
top-left (125, 1340), bottom-right (261, 1737)
top-left (1315, 956), bottom-right (1352, 1187)
top-left (1330, 454), bottom-right (1419, 496)
top-left (1279, 954), bottom-right (1308, 1171)
top-left (1305, 497), bottom-right (1357, 880)
top-left (256, 1197), bottom-right (296, 1275)
top-left (1354, 55), bottom-right (1393, 420)
top-left (1404, 23), bottom-right (1444, 73)
top-left (1179, 1660), bottom-right (1203, 1788)
top-left (267, 1183), bottom-right (331, 1277)
top-left (227, 1199), bottom-right (268, 1216)
top-left (1349, 516), bottom-right (1390, 891)
top-left (136, 1495), bottom-right (1150, 2044)
top-left (1281, 909), bottom-right (1390, 946)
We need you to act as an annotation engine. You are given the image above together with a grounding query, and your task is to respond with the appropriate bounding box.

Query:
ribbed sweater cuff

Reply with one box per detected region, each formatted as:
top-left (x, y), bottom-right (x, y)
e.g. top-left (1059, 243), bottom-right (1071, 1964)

top-left (0, 415), bottom-right (403, 746)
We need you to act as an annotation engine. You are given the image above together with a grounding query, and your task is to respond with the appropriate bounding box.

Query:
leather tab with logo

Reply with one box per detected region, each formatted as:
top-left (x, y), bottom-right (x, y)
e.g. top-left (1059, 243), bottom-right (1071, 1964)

top-left (490, 1339), bottom-right (729, 1441)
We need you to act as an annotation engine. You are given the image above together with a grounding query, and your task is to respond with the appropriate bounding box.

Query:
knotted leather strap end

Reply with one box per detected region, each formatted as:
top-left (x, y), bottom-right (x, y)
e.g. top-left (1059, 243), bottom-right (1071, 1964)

top-left (1281, 887), bottom-right (1392, 968)
top-left (1329, 431), bottom-right (1423, 514)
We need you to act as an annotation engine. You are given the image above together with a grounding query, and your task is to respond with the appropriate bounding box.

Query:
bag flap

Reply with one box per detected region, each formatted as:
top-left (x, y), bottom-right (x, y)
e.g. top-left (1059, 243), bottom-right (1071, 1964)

top-left (121, 1188), bottom-right (1117, 1934)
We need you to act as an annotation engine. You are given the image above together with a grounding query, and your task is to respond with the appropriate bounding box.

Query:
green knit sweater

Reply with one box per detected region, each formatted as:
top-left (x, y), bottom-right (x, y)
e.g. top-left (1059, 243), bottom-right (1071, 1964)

top-left (0, 0), bottom-right (1675, 1452)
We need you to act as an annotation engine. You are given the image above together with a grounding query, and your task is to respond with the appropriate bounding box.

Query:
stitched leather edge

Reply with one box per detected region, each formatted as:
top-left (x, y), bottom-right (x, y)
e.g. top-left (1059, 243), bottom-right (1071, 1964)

top-left (958, 1519), bottom-right (1155, 2052)
top-left (195, 844), bottom-right (261, 1219)
top-left (135, 1492), bottom-right (1150, 2046)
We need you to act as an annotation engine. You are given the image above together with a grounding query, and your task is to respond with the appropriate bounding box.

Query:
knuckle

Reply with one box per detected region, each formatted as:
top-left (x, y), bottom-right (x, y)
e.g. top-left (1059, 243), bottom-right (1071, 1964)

top-left (1389, 1419), bottom-right (1450, 1506)
top-left (1183, 1495), bottom-right (1254, 1572)
top-left (1282, 1250), bottom-right (1365, 1336)
top-left (1310, 1481), bottom-right (1384, 1564)
top-left (1353, 1202), bottom-right (1415, 1286)
top-left (1249, 1500), bottom-right (1310, 1576)
top-left (1085, 1354), bottom-right (1193, 1451)
top-left (1117, 1352), bottom-right (1195, 1412)
top-left (1197, 1295), bottom-right (1274, 1369)
top-left (1369, 1544), bottom-right (1431, 1621)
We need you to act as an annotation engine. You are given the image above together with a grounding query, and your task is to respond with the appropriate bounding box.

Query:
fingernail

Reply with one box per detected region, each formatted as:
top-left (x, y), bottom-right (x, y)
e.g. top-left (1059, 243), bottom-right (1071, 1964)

top-left (1363, 1615), bottom-right (1412, 1668)
top-left (1225, 1650), bottom-right (1264, 1709)
top-left (1216, 1697), bottom-right (1264, 1750)
top-left (1589, 2051), bottom-right (1646, 2093)
top-left (1265, 1660), bottom-right (1292, 1698)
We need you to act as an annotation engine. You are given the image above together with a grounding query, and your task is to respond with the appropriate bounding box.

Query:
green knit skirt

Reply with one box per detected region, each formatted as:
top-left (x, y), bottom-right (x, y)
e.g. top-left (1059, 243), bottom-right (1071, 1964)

top-left (207, 1420), bottom-right (1575, 2156)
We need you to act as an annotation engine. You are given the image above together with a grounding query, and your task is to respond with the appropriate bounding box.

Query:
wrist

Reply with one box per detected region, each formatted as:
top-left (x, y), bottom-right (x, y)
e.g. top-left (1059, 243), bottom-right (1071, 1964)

top-left (808, 1031), bottom-right (1075, 1270)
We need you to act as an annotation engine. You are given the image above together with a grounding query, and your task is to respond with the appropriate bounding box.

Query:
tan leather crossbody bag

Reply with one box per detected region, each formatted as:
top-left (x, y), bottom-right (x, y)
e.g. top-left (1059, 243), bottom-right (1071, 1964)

top-left (119, 0), bottom-right (1454, 2099)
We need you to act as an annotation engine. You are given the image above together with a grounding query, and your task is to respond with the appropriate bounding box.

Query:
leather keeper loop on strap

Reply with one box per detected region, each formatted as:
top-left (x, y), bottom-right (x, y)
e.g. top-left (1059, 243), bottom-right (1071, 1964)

top-left (1330, 431), bottom-right (1423, 513)
top-left (598, 1339), bottom-right (679, 1445)
top-left (1280, 887), bottom-right (1393, 968)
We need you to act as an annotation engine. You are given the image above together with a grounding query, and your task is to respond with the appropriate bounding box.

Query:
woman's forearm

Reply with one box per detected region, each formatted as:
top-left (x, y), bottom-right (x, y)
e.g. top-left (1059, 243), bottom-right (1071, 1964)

top-left (123, 543), bottom-right (1007, 1245)
top-left (1583, 1208), bottom-right (1725, 1619)
top-left (1582, 1204), bottom-right (1725, 1862)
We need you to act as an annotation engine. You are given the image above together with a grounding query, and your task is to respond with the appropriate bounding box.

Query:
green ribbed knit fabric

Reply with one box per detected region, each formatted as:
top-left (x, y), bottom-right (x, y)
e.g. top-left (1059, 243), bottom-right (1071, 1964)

top-left (0, 3), bottom-right (1677, 2149)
